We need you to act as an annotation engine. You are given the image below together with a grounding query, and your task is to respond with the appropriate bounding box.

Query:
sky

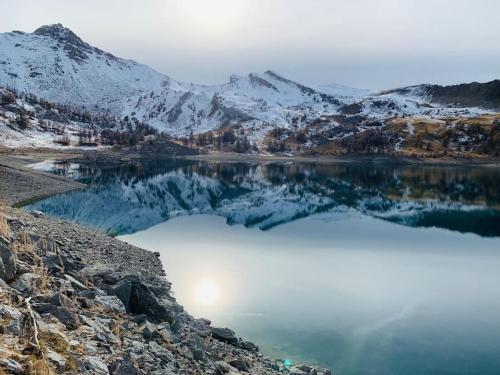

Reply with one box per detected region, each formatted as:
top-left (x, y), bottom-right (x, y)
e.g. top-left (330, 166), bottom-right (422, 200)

top-left (0, 0), bottom-right (499, 89)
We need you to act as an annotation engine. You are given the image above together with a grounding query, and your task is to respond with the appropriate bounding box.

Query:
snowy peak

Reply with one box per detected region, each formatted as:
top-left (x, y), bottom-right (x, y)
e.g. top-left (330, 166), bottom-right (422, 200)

top-left (33, 23), bottom-right (103, 63)
top-left (0, 25), bottom-right (165, 113)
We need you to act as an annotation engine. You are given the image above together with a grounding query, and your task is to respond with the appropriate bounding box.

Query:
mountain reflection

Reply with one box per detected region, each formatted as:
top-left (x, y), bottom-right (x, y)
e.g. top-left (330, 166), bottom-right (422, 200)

top-left (28, 159), bottom-right (500, 237)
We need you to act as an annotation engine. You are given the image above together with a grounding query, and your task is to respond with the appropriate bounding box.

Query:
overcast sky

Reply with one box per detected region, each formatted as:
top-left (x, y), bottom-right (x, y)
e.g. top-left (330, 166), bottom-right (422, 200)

top-left (1, 0), bottom-right (499, 89)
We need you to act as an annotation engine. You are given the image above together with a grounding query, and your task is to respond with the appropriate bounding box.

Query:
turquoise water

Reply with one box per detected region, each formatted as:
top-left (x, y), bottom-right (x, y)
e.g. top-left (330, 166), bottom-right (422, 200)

top-left (28, 160), bottom-right (500, 374)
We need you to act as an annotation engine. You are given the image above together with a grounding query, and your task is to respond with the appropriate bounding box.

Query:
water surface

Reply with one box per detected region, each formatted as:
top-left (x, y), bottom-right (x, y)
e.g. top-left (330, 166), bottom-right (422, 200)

top-left (28, 159), bottom-right (500, 375)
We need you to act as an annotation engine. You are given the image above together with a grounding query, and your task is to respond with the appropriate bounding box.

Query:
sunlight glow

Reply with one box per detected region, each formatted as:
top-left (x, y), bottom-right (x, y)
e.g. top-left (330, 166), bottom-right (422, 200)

top-left (195, 279), bottom-right (220, 306)
top-left (177, 0), bottom-right (248, 32)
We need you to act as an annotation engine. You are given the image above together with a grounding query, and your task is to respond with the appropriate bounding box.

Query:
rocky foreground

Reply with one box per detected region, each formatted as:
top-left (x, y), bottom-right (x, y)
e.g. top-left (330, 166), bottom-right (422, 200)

top-left (0, 163), bottom-right (331, 374)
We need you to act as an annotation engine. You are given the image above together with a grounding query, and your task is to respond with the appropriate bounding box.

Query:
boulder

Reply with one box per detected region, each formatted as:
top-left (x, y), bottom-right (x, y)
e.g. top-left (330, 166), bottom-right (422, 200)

top-left (0, 242), bottom-right (17, 282)
top-left (46, 253), bottom-right (84, 274)
top-left (136, 320), bottom-right (160, 340)
top-left (43, 292), bottom-right (74, 308)
top-left (110, 276), bottom-right (173, 323)
top-left (33, 303), bottom-right (80, 330)
top-left (110, 355), bottom-right (140, 375)
top-left (47, 350), bottom-right (67, 367)
top-left (230, 358), bottom-right (250, 373)
top-left (10, 272), bottom-right (41, 294)
top-left (0, 358), bottom-right (23, 374)
top-left (0, 304), bottom-right (23, 335)
top-left (210, 327), bottom-right (238, 345)
top-left (31, 210), bottom-right (45, 218)
top-left (83, 356), bottom-right (110, 375)
top-left (238, 339), bottom-right (259, 352)
top-left (95, 295), bottom-right (126, 314)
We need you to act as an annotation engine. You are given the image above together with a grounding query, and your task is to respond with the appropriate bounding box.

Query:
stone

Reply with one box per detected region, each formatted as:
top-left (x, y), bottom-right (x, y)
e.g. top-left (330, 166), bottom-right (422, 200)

top-left (33, 303), bottom-right (80, 330)
top-left (230, 358), bottom-right (250, 373)
top-left (31, 210), bottom-right (45, 218)
top-left (83, 356), bottom-right (110, 375)
top-left (10, 272), bottom-right (41, 293)
top-left (290, 365), bottom-right (317, 375)
top-left (46, 292), bottom-right (74, 308)
top-left (47, 349), bottom-right (67, 367)
top-left (110, 355), bottom-right (140, 375)
top-left (95, 295), bottom-right (126, 314)
top-left (44, 254), bottom-right (84, 274)
top-left (238, 340), bottom-right (259, 352)
top-left (0, 304), bottom-right (23, 335)
top-left (137, 320), bottom-right (160, 340)
top-left (210, 327), bottom-right (238, 344)
top-left (110, 276), bottom-right (174, 323)
top-left (0, 358), bottom-right (23, 374)
top-left (131, 314), bottom-right (148, 324)
top-left (192, 348), bottom-right (204, 361)
top-left (64, 274), bottom-right (88, 290)
top-left (0, 242), bottom-right (17, 282)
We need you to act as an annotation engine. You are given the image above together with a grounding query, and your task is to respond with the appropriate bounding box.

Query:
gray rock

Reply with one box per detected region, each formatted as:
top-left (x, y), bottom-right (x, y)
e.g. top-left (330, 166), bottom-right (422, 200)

top-left (83, 356), bottom-right (110, 375)
top-left (31, 210), bottom-right (45, 218)
top-left (47, 349), bottom-right (67, 367)
top-left (46, 292), bottom-right (74, 308)
top-left (210, 327), bottom-right (238, 344)
top-left (10, 272), bottom-right (41, 293)
top-left (44, 254), bottom-right (84, 274)
top-left (0, 304), bottom-right (23, 335)
top-left (0, 242), bottom-right (17, 282)
top-left (230, 358), bottom-right (250, 373)
top-left (137, 320), bottom-right (160, 340)
top-left (0, 358), bottom-right (23, 374)
top-left (110, 355), bottom-right (140, 375)
top-left (64, 274), bottom-right (88, 290)
top-left (238, 340), bottom-right (259, 352)
top-left (110, 276), bottom-right (174, 323)
top-left (33, 303), bottom-right (80, 330)
top-left (95, 295), bottom-right (126, 314)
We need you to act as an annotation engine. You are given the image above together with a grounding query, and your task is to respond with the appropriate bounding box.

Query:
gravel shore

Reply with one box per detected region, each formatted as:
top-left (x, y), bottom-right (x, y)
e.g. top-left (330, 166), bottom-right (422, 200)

top-left (0, 154), bottom-right (84, 206)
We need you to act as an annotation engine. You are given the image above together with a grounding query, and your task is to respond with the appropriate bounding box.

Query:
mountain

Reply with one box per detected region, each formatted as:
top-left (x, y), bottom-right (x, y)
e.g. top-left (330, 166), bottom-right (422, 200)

top-left (124, 70), bottom-right (341, 135)
top-left (0, 24), bottom-right (165, 113)
top-left (382, 80), bottom-right (500, 110)
top-left (0, 23), bottom-right (499, 153)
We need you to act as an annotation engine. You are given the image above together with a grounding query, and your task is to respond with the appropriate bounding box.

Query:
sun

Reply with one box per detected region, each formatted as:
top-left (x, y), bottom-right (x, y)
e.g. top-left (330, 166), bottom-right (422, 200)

top-left (177, 0), bottom-right (248, 32)
top-left (195, 279), bottom-right (220, 306)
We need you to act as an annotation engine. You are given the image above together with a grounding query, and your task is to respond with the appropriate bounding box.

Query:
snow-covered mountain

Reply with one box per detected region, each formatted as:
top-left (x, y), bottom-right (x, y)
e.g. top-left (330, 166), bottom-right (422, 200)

top-left (0, 24), bottom-right (165, 113)
top-left (124, 70), bottom-right (341, 135)
top-left (0, 23), bottom-right (498, 146)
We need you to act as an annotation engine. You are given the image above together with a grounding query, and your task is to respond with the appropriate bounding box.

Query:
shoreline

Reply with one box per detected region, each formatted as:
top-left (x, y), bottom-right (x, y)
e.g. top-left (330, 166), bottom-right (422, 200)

top-left (0, 152), bottom-right (331, 374)
top-left (2, 146), bottom-right (500, 169)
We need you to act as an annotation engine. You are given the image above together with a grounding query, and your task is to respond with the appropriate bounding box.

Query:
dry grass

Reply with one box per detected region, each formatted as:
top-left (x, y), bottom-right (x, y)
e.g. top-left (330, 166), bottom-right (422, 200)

top-left (38, 331), bottom-right (69, 354)
top-left (0, 199), bottom-right (8, 238)
top-left (0, 217), bottom-right (8, 238)
top-left (29, 356), bottom-right (53, 375)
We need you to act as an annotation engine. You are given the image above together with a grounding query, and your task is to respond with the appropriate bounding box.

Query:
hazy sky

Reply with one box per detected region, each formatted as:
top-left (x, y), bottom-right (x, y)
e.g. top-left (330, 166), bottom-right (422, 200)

top-left (1, 0), bottom-right (499, 89)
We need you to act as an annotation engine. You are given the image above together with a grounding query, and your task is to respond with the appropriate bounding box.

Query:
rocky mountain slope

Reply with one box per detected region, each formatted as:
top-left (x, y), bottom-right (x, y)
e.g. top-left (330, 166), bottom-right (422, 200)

top-left (384, 80), bottom-right (500, 110)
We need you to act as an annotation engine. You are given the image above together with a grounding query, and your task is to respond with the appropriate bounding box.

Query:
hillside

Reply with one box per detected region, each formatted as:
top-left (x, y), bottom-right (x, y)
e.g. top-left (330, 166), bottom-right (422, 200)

top-left (0, 24), bottom-right (499, 159)
top-left (0, 24), bottom-right (164, 113)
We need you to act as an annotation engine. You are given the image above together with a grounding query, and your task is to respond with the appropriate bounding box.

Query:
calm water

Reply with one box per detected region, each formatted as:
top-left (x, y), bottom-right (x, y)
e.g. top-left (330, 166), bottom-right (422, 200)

top-left (28, 159), bottom-right (500, 375)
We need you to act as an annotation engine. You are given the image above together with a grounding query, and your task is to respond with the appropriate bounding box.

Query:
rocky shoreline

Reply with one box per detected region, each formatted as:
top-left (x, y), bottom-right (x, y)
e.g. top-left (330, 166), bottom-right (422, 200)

top-left (0, 155), bottom-right (331, 374)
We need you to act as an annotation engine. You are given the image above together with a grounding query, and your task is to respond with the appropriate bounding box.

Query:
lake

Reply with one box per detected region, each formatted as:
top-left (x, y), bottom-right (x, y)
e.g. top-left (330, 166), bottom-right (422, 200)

top-left (27, 159), bottom-right (500, 375)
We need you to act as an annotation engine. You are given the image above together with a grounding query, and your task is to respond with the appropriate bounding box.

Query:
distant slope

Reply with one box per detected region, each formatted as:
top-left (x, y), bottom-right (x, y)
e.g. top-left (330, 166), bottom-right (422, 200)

top-left (384, 80), bottom-right (500, 110)
top-left (0, 24), bottom-right (165, 113)
top-left (124, 70), bottom-right (341, 135)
